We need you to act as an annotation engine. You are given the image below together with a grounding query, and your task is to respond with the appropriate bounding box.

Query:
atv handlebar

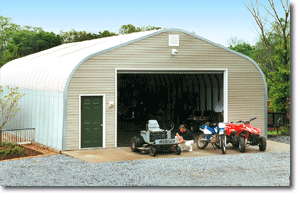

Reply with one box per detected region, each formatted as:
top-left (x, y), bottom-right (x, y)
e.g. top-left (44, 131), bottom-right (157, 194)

top-left (236, 117), bottom-right (257, 124)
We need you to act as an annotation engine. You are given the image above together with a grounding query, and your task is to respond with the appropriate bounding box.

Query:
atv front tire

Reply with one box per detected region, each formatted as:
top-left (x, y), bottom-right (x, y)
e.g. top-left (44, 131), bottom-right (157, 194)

top-left (259, 136), bottom-right (267, 151)
top-left (239, 137), bottom-right (246, 152)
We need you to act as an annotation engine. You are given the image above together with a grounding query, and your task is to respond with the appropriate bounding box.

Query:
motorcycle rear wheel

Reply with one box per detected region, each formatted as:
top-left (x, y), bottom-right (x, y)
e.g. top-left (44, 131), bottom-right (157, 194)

top-left (197, 134), bottom-right (208, 149)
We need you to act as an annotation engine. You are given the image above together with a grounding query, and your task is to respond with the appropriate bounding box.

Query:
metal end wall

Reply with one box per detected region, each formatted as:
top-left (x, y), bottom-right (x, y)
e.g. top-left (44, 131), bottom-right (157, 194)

top-left (2, 87), bottom-right (64, 150)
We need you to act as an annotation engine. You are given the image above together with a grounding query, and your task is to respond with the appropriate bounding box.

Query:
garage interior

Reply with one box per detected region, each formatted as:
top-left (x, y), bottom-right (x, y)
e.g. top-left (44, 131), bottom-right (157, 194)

top-left (117, 72), bottom-right (224, 147)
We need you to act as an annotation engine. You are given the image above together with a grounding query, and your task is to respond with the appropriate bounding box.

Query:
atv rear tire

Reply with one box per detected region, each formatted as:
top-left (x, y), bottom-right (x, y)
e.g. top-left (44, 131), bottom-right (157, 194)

top-left (259, 136), bottom-right (267, 151)
top-left (239, 137), bottom-right (246, 152)
top-left (197, 134), bottom-right (208, 149)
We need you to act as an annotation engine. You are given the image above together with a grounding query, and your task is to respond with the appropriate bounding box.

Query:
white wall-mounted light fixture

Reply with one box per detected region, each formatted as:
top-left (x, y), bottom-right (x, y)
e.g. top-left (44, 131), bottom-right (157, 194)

top-left (109, 101), bottom-right (114, 108)
top-left (172, 49), bottom-right (178, 56)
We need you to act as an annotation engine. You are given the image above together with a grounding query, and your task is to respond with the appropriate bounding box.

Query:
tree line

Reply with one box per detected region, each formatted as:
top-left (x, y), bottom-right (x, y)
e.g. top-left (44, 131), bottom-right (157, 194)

top-left (0, 15), bottom-right (161, 67)
top-left (228, 0), bottom-right (290, 115)
top-left (0, 0), bottom-right (290, 115)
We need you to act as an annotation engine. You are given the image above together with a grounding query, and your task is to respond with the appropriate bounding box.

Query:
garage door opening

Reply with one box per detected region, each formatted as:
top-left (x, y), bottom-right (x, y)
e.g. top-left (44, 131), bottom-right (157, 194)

top-left (117, 71), bottom-right (224, 147)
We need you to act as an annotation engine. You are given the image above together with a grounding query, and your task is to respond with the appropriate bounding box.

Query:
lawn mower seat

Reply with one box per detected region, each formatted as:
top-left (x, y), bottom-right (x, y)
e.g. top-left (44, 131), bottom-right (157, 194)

top-left (147, 120), bottom-right (164, 132)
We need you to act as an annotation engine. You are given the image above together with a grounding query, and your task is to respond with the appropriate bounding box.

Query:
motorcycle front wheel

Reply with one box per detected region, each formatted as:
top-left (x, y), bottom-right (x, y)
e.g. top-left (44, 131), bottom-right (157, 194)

top-left (197, 134), bottom-right (208, 149)
top-left (220, 135), bottom-right (226, 154)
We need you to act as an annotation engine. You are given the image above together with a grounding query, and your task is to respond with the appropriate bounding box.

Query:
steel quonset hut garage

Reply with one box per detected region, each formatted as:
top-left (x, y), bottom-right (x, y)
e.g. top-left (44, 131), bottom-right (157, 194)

top-left (0, 28), bottom-right (267, 151)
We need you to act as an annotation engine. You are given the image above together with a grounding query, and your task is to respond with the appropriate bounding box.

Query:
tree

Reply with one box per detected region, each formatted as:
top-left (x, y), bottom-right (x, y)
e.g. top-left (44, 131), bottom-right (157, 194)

top-left (7, 28), bottom-right (62, 58)
top-left (60, 29), bottom-right (100, 43)
top-left (119, 24), bottom-right (161, 34)
top-left (0, 16), bottom-right (21, 67)
top-left (0, 16), bottom-right (20, 53)
top-left (0, 86), bottom-right (25, 143)
top-left (60, 29), bottom-right (117, 43)
top-left (119, 24), bottom-right (140, 35)
top-left (228, 42), bottom-right (256, 58)
top-left (99, 30), bottom-right (117, 38)
top-left (227, 36), bottom-right (245, 47)
top-left (244, 0), bottom-right (290, 113)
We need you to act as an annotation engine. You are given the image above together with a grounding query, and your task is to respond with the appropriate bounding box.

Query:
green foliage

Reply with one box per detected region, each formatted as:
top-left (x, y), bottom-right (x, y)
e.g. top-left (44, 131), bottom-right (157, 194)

top-left (119, 24), bottom-right (161, 34)
top-left (1, 15), bottom-right (161, 66)
top-left (0, 86), bottom-right (25, 131)
top-left (229, 17), bottom-right (290, 114)
top-left (0, 142), bottom-right (25, 159)
top-left (268, 124), bottom-right (290, 136)
top-left (0, 16), bottom-right (62, 67)
top-left (60, 29), bottom-right (117, 43)
top-left (119, 24), bottom-right (140, 34)
top-left (0, 16), bottom-right (21, 66)
top-left (228, 42), bottom-right (256, 58)
top-left (7, 28), bottom-right (62, 59)
top-left (12, 145), bottom-right (25, 155)
top-left (0, 142), bottom-right (16, 148)
top-left (99, 30), bottom-right (117, 38)
top-left (260, 20), bottom-right (290, 113)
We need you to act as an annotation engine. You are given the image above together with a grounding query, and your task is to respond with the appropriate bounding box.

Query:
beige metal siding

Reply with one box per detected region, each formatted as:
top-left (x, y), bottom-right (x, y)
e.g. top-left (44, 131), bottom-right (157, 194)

top-left (66, 31), bottom-right (266, 150)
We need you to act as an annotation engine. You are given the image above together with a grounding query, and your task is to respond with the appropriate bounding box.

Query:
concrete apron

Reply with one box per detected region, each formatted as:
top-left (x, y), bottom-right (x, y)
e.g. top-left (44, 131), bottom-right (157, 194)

top-left (62, 140), bottom-right (290, 163)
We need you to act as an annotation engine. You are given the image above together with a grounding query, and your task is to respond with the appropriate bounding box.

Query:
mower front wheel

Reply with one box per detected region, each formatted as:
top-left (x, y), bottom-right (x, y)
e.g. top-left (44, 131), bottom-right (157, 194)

top-left (131, 137), bottom-right (139, 152)
top-left (174, 145), bottom-right (181, 155)
top-left (150, 146), bottom-right (157, 157)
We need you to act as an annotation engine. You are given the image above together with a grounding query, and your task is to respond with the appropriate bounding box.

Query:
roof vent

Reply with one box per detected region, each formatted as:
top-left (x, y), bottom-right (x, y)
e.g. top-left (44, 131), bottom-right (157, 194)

top-left (169, 35), bottom-right (179, 46)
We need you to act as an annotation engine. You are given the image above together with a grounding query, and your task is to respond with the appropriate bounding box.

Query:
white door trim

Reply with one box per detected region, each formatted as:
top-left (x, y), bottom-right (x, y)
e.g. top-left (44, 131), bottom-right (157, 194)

top-left (79, 94), bottom-right (106, 149)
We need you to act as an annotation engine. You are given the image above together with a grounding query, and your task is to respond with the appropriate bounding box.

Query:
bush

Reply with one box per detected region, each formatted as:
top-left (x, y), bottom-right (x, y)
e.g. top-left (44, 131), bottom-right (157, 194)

top-left (0, 142), bottom-right (17, 148)
top-left (281, 124), bottom-right (290, 136)
top-left (0, 142), bottom-right (25, 159)
top-left (12, 146), bottom-right (25, 155)
top-left (0, 148), bottom-right (11, 157)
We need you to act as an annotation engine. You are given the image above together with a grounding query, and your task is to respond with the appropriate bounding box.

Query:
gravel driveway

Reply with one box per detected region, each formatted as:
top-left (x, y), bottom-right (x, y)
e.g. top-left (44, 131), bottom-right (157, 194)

top-left (0, 150), bottom-right (290, 186)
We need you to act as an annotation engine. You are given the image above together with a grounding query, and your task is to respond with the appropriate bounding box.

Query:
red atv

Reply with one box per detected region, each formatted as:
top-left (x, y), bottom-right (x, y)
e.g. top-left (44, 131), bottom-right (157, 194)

top-left (225, 117), bottom-right (267, 152)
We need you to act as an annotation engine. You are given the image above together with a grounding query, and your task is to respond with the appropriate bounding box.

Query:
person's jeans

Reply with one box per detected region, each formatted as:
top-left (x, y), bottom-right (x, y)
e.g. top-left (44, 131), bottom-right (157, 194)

top-left (184, 140), bottom-right (194, 151)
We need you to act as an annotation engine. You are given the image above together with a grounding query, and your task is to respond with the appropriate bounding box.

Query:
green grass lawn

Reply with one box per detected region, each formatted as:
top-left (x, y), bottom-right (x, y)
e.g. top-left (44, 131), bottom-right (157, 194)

top-left (267, 126), bottom-right (290, 136)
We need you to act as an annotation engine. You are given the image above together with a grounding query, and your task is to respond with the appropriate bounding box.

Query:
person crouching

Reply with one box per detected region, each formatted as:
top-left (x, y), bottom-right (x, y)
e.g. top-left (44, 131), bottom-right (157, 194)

top-left (175, 125), bottom-right (195, 152)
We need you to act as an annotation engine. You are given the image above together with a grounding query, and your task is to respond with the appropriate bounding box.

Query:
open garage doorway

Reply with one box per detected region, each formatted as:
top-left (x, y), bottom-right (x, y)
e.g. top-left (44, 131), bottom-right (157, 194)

top-left (116, 71), bottom-right (225, 147)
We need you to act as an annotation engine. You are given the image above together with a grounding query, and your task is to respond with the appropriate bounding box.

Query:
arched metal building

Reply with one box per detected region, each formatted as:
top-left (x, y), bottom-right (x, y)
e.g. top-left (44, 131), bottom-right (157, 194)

top-left (0, 29), bottom-right (267, 151)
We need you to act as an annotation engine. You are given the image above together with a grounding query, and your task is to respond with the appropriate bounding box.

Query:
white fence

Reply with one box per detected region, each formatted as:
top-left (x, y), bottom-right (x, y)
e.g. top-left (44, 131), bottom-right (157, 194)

top-left (0, 128), bottom-right (35, 144)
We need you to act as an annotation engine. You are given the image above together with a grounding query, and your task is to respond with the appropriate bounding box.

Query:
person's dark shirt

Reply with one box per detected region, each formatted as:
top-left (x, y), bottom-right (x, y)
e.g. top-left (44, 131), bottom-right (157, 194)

top-left (178, 128), bottom-right (194, 140)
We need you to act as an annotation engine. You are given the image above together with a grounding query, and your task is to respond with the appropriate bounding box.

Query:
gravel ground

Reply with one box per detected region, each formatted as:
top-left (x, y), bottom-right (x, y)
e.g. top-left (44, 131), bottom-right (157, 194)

top-left (0, 136), bottom-right (290, 187)
top-left (267, 135), bottom-right (290, 144)
top-left (0, 152), bottom-right (290, 187)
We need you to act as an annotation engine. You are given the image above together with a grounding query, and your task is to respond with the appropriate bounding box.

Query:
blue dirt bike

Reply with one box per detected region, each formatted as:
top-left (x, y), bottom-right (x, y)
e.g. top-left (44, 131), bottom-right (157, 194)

top-left (196, 122), bottom-right (227, 154)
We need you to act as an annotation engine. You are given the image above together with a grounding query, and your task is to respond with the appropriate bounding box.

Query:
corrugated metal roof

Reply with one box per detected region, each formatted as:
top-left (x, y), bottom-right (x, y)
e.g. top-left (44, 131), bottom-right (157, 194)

top-left (0, 29), bottom-right (161, 92)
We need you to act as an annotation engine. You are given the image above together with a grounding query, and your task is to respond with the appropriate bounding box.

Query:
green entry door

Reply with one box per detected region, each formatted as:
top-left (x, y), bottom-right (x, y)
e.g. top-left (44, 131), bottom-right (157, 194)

top-left (81, 96), bottom-right (103, 148)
